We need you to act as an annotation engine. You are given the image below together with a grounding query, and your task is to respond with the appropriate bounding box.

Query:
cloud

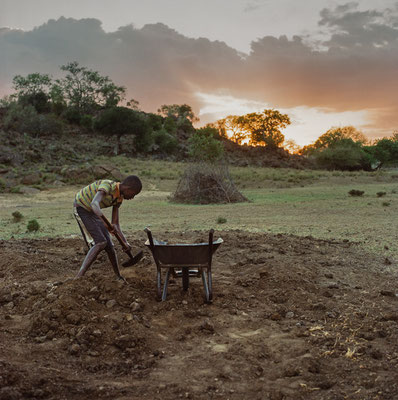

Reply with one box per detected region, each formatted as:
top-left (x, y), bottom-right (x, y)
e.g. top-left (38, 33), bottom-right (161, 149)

top-left (1, 3), bottom-right (398, 137)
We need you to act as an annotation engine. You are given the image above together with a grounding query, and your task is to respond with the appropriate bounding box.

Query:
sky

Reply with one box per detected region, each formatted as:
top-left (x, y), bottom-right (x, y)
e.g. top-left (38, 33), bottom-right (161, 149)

top-left (1, 0), bottom-right (398, 146)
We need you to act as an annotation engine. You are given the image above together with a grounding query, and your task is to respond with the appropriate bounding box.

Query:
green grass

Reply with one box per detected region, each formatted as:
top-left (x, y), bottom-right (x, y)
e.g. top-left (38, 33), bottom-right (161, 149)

top-left (1, 160), bottom-right (398, 260)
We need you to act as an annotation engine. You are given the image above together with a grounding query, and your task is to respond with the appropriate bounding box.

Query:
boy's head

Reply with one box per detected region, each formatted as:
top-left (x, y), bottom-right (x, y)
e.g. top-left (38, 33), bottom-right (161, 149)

top-left (120, 175), bottom-right (142, 200)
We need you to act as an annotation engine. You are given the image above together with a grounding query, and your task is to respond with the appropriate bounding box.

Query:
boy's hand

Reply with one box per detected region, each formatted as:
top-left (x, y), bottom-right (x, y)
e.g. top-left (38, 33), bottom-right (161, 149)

top-left (123, 241), bottom-right (132, 252)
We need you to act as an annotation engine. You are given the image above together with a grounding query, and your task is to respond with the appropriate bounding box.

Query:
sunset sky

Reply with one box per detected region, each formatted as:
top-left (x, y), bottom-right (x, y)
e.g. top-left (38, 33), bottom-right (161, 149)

top-left (1, 0), bottom-right (397, 146)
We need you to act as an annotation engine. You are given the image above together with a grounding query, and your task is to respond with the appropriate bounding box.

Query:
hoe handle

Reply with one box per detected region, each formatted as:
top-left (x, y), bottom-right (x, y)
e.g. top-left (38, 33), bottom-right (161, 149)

top-left (100, 215), bottom-right (129, 252)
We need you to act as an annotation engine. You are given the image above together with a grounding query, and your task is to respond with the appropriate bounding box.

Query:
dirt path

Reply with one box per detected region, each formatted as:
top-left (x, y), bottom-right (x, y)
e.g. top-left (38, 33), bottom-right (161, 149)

top-left (1, 231), bottom-right (398, 399)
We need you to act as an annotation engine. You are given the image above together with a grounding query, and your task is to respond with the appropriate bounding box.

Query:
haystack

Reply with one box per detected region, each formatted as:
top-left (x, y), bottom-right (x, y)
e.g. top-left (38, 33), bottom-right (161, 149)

top-left (171, 163), bottom-right (248, 204)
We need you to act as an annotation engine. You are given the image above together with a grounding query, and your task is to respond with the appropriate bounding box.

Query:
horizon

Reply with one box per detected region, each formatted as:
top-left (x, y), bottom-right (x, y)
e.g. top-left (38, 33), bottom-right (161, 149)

top-left (1, 1), bottom-right (398, 146)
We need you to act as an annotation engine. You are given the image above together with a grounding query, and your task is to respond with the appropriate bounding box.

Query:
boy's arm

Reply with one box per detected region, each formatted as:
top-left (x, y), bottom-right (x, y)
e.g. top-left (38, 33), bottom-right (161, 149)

top-left (91, 190), bottom-right (106, 218)
top-left (111, 204), bottom-right (131, 249)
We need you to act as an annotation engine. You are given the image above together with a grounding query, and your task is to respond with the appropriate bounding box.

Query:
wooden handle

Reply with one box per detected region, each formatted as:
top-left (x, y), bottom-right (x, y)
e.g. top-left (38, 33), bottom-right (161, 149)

top-left (100, 215), bottom-right (128, 251)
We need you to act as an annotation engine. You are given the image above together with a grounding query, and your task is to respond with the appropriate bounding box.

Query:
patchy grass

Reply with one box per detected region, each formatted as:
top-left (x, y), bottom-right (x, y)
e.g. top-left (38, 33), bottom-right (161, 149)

top-left (1, 163), bottom-right (397, 261)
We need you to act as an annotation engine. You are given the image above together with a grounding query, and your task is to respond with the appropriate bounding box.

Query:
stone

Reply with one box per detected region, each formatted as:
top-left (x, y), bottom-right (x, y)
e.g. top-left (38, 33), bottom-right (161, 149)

top-left (69, 343), bottom-right (80, 355)
top-left (106, 299), bottom-right (117, 308)
top-left (19, 186), bottom-right (40, 195)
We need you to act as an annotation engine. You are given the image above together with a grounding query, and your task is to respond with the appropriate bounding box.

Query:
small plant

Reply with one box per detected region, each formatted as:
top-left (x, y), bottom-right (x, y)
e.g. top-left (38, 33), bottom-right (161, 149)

top-left (377, 192), bottom-right (387, 197)
top-left (12, 211), bottom-right (23, 222)
top-left (10, 186), bottom-right (22, 194)
top-left (348, 189), bottom-right (364, 197)
top-left (0, 178), bottom-right (6, 192)
top-left (27, 219), bottom-right (40, 232)
top-left (382, 202), bottom-right (391, 207)
top-left (217, 216), bottom-right (227, 224)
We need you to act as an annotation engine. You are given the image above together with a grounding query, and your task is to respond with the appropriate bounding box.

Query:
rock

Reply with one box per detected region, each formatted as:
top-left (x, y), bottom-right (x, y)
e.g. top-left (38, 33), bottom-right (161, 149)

top-left (200, 320), bottom-right (215, 333)
top-left (106, 299), bottom-right (117, 308)
top-left (182, 300), bottom-right (188, 305)
top-left (130, 301), bottom-right (141, 312)
top-left (380, 290), bottom-right (395, 297)
top-left (66, 312), bottom-right (81, 325)
top-left (93, 329), bottom-right (102, 337)
top-left (69, 343), bottom-right (81, 355)
top-left (324, 273), bottom-right (333, 279)
top-left (285, 311), bottom-right (294, 319)
top-left (19, 186), bottom-right (40, 195)
top-left (21, 173), bottom-right (41, 185)
top-left (114, 334), bottom-right (134, 349)
top-left (327, 282), bottom-right (339, 289)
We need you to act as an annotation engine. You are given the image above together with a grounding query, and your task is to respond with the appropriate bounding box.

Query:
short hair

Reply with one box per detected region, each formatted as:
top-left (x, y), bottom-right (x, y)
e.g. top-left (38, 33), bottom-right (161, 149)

top-left (121, 175), bottom-right (142, 192)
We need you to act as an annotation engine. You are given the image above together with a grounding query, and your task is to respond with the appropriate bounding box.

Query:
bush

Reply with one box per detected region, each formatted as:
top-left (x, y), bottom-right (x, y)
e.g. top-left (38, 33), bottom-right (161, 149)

top-left (0, 178), bottom-right (5, 192)
top-left (80, 114), bottom-right (94, 131)
top-left (152, 128), bottom-right (178, 154)
top-left (4, 103), bottom-right (63, 136)
top-left (217, 217), bottom-right (227, 224)
top-left (188, 131), bottom-right (224, 162)
top-left (63, 107), bottom-right (82, 125)
top-left (27, 219), bottom-right (40, 232)
top-left (376, 192), bottom-right (387, 198)
top-left (12, 211), bottom-right (23, 222)
top-left (382, 202), bottom-right (390, 207)
top-left (348, 189), bottom-right (364, 197)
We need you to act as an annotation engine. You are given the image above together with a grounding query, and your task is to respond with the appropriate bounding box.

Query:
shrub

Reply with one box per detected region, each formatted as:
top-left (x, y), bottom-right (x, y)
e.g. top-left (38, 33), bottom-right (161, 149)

top-left (27, 219), bottom-right (40, 232)
top-left (377, 192), bottom-right (387, 198)
top-left (348, 189), bottom-right (364, 197)
top-left (382, 202), bottom-right (391, 207)
top-left (152, 128), bottom-right (178, 154)
top-left (188, 131), bottom-right (224, 162)
top-left (4, 103), bottom-right (63, 136)
top-left (217, 217), bottom-right (227, 224)
top-left (0, 178), bottom-right (5, 192)
top-left (80, 114), bottom-right (94, 131)
top-left (12, 211), bottom-right (23, 222)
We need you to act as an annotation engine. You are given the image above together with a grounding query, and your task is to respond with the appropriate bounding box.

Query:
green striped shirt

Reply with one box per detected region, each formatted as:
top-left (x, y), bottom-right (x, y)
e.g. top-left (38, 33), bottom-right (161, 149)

top-left (75, 180), bottom-right (123, 211)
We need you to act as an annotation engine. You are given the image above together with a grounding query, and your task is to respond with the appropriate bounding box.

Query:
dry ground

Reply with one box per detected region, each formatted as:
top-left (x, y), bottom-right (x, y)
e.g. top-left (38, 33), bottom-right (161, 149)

top-left (1, 230), bottom-right (398, 400)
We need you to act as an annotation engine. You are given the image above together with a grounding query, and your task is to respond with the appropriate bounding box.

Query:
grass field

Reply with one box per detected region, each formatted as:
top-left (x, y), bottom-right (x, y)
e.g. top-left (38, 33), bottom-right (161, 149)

top-left (1, 159), bottom-right (397, 259)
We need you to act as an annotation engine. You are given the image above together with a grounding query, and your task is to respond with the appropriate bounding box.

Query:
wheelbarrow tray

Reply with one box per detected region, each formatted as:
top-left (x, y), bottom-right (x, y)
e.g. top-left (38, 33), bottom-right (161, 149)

top-left (144, 239), bottom-right (223, 267)
top-left (144, 229), bottom-right (223, 302)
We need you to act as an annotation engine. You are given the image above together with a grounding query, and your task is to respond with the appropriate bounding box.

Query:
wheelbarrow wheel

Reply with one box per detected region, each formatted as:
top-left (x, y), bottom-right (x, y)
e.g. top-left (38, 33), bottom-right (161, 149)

top-left (182, 267), bottom-right (189, 291)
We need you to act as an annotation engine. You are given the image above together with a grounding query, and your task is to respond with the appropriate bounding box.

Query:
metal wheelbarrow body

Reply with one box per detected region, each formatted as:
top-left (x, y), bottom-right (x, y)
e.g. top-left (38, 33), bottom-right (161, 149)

top-left (144, 228), bottom-right (223, 303)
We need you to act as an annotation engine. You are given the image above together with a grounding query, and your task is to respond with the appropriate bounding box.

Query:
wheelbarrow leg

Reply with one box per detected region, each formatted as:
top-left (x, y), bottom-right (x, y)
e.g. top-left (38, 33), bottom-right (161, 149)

top-left (156, 267), bottom-right (162, 301)
top-left (162, 268), bottom-right (172, 301)
top-left (201, 268), bottom-right (211, 303)
top-left (207, 268), bottom-right (213, 301)
top-left (182, 267), bottom-right (189, 291)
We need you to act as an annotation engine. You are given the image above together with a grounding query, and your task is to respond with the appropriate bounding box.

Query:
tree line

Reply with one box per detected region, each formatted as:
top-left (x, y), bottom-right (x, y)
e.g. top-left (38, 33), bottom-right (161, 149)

top-left (1, 62), bottom-right (397, 169)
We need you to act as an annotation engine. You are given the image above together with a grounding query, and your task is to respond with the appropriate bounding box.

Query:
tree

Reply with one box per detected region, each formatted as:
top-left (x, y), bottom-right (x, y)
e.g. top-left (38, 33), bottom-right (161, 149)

top-left (371, 135), bottom-right (398, 166)
top-left (217, 109), bottom-right (290, 148)
top-left (12, 73), bottom-right (53, 113)
top-left (58, 61), bottom-right (126, 114)
top-left (313, 138), bottom-right (373, 170)
top-left (94, 107), bottom-right (150, 155)
top-left (217, 115), bottom-right (249, 145)
top-left (158, 104), bottom-right (198, 132)
top-left (188, 126), bottom-right (224, 162)
top-left (302, 126), bottom-right (367, 155)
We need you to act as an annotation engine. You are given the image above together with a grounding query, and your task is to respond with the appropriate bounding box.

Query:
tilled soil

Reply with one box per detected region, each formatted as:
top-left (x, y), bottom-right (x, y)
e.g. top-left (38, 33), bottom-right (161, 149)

top-left (0, 231), bottom-right (397, 400)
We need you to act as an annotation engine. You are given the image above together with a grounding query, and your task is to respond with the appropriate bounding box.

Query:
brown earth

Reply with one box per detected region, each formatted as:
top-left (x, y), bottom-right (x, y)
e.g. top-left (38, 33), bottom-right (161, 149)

top-left (0, 231), bottom-right (397, 400)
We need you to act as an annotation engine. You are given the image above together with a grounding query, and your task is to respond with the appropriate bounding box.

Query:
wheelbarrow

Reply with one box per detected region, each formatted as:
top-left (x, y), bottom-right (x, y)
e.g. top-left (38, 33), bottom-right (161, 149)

top-left (144, 228), bottom-right (223, 303)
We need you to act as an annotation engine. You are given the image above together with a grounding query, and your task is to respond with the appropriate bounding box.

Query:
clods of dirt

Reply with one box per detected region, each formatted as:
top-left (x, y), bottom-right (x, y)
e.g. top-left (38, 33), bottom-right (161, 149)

top-left (0, 231), bottom-right (397, 399)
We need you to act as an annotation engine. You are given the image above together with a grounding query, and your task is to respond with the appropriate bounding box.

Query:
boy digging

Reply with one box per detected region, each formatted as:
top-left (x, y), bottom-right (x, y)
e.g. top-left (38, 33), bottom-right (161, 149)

top-left (73, 175), bottom-right (143, 281)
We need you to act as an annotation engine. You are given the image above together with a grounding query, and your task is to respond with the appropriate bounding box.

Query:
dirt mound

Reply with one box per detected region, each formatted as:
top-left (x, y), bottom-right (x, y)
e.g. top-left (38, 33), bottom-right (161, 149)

top-left (1, 232), bottom-right (398, 399)
top-left (172, 163), bottom-right (248, 204)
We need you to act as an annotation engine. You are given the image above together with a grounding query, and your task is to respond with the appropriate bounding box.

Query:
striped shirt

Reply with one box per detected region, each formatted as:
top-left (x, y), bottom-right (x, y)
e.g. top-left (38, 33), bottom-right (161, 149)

top-left (75, 180), bottom-right (123, 211)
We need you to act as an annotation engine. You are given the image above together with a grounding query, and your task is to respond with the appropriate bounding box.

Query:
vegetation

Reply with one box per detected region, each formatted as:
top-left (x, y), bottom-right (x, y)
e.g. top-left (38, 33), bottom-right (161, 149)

top-left (1, 64), bottom-right (397, 172)
top-left (12, 211), bottom-right (23, 222)
top-left (27, 219), bottom-right (40, 232)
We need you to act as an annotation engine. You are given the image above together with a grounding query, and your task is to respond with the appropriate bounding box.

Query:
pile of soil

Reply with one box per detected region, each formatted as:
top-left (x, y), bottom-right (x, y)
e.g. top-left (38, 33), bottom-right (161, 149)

top-left (0, 231), bottom-right (397, 399)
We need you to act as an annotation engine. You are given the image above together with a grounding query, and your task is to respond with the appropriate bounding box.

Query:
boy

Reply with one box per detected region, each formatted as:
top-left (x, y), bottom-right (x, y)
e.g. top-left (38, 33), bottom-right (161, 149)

top-left (73, 175), bottom-right (142, 281)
